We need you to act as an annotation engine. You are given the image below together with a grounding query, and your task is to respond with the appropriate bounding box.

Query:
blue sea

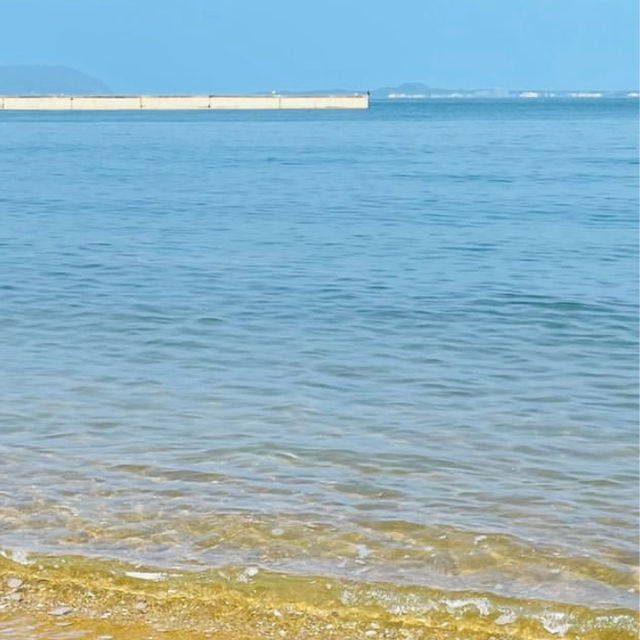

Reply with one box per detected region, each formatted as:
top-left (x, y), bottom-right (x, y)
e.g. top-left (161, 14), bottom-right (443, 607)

top-left (0, 99), bottom-right (638, 639)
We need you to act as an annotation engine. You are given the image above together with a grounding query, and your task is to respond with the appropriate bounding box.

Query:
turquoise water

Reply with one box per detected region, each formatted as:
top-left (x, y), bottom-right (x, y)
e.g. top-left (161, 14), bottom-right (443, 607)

top-left (0, 100), bottom-right (638, 634)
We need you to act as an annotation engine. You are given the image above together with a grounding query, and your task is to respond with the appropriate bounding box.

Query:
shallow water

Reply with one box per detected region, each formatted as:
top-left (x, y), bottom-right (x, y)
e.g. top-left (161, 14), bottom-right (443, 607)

top-left (0, 99), bottom-right (638, 638)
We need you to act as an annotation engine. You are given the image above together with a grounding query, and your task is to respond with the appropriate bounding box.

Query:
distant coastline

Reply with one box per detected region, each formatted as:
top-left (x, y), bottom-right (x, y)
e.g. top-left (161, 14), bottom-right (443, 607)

top-left (0, 66), bottom-right (637, 100)
top-left (375, 86), bottom-right (639, 100)
top-left (381, 90), bottom-right (640, 99)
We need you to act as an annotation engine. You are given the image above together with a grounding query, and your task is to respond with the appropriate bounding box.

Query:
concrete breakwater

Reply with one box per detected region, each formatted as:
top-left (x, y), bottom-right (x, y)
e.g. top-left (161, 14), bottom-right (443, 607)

top-left (0, 94), bottom-right (368, 110)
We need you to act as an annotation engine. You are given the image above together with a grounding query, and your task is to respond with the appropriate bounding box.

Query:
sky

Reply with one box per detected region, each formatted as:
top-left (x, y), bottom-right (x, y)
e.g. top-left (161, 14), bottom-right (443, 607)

top-left (1, 0), bottom-right (638, 92)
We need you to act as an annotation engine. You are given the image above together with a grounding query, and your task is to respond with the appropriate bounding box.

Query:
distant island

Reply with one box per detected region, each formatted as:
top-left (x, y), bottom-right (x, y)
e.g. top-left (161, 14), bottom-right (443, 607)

top-left (296, 82), bottom-right (638, 100)
top-left (0, 67), bottom-right (637, 99)
top-left (264, 83), bottom-right (638, 99)
top-left (0, 65), bottom-right (111, 95)
top-left (370, 82), bottom-right (638, 99)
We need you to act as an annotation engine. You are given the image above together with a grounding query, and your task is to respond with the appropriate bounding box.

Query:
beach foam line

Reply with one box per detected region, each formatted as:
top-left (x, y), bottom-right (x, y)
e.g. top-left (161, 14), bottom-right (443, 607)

top-left (0, 552), bottom-right (637, 639)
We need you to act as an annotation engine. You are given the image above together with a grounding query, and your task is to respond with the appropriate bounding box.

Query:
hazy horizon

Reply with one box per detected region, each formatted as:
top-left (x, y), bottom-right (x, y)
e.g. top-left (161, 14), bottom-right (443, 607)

top-left (1, 0), bottom-right (638, 94)
top-left (2, 65), bottom-right (639, 97)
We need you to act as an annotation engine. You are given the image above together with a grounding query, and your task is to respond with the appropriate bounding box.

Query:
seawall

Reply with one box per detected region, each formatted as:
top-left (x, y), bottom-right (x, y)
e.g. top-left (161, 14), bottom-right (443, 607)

top-left (0, 94), bottom-right (368, 110)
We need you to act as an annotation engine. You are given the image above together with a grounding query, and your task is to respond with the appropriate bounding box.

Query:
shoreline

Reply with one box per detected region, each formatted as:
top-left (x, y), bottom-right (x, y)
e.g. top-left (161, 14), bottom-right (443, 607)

top-left (0, 551), bottom-right (637, 640)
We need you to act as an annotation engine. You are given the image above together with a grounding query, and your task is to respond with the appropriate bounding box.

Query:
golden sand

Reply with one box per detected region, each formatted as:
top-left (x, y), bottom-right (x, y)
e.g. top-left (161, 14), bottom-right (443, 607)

top-left (0, 554), bottom-right (637, 640)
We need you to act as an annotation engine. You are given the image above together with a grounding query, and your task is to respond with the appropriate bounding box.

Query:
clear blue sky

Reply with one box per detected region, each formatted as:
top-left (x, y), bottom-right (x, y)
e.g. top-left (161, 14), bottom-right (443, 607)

top-left (1, 0), bottom-right (637, 92)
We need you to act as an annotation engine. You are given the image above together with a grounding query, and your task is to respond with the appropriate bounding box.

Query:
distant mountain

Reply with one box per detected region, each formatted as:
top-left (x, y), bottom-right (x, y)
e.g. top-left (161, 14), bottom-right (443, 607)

top-left (0, 65), bottom-right (111, 95)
